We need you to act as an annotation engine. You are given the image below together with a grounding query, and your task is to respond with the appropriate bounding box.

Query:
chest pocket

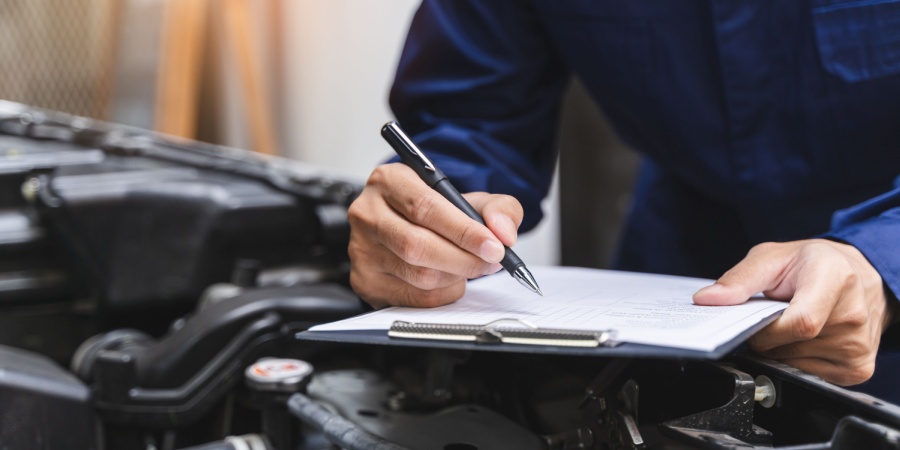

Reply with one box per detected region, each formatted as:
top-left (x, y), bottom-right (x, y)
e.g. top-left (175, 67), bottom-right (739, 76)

top-left (812, 0), bottom-right (900, 82)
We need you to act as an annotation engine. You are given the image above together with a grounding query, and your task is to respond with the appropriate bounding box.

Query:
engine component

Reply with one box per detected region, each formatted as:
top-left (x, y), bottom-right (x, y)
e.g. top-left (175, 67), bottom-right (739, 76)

top-left (0, 100), bottom-right (363, 364)
top-left (0, 345), bottom-right (97, 449)
top-left (245, 358), bottom-right (314, 394)
top-left (245, 358), bottom-right (315, 450)
top-left (295, 369), bottom-right (547, 450)
top-left (72, 283), bottom-right (363, 428)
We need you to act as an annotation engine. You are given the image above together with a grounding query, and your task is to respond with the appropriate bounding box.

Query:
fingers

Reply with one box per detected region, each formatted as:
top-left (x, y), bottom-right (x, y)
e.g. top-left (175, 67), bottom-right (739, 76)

top-left (364, 240), bottom-right (466, 289)
top-left (750, 271), bottom-right (843, 351)
top-left (465, 192), bottom-right (523, 247)
top-left (377, 212), bottom-right (503, 278)
top-left (348, 222), bottom-right (477, 308)
top-left (751, 314), bottom-right (866, 360)
top-left (350, 254), bottom-right (467, 309)
top-left (777, 357), bottom-right (874, 386)
top-left (693, 242), bottom-right (793, 306)
top-left (377, 165), bottom-right (506, 263)
top-left (749, 243), bottom-right (860, 351)
top-left (350, 164), bottom-right (500, 276)
top-left (697, 239), bottom-right (888, 386)
top-left (753, 335), bottom-right (877, 388)
top-left (347, 163), bottom-right (514, 308)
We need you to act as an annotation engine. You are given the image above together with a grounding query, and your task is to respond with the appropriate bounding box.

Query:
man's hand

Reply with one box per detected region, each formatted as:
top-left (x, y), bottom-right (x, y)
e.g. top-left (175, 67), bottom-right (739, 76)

top-left (347, 163), bottom-right (523, 308)
top-left (693, 239), bottom-right (897, 386)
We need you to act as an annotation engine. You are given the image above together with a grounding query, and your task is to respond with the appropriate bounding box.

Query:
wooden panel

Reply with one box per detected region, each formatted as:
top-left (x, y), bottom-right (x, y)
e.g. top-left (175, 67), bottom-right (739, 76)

top-left (154, 0), bottom-right (208, 138)
top-left (222, 0), bottom-right (279, 155)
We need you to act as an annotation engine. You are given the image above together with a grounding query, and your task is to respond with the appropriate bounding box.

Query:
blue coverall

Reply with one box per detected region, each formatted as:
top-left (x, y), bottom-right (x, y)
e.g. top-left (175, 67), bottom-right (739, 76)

top-left (389, 0), bottom-right (900, 402)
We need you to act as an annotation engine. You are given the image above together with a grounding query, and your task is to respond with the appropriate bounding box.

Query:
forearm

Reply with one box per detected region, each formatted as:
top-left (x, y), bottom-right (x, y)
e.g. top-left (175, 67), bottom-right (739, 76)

top-left (389, 0), bottom-right (569, 231)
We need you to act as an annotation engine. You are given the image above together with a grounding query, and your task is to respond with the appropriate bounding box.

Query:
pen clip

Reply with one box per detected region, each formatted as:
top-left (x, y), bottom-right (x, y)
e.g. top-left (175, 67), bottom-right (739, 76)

top-left (405, 140), bottom-right (436, 173)
top-left (384, 121), bottom-right (436, 172)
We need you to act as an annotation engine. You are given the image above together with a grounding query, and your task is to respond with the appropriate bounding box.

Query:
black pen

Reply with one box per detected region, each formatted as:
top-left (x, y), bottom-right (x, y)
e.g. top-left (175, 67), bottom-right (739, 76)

top-left (381, 121), bottom-right (542, 296)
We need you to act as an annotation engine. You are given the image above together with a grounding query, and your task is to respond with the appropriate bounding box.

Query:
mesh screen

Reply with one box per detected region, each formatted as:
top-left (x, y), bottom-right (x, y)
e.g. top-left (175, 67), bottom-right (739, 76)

top-left (0, 0), bottom-right (119, 119)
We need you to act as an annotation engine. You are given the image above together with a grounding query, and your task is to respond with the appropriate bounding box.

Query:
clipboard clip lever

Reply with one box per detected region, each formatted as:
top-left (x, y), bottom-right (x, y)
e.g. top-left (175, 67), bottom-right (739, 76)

top-left (389, 319), bottom-right (614, 348)
top-left (475, 318), bottom-right (537, 344)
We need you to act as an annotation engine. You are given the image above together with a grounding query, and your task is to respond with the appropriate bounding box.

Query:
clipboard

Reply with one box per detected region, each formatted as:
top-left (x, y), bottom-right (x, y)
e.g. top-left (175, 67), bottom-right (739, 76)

top-left (294, 307), bottom-right (782, 360)
top-left (296, 267), bottom-right (787, 360)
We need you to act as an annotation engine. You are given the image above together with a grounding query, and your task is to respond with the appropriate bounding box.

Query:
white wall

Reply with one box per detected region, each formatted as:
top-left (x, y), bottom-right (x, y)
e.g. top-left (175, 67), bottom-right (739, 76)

top-left (280, 0), bottom-right (559, 266)
top-left (280, 0), bottom-right (415, 175)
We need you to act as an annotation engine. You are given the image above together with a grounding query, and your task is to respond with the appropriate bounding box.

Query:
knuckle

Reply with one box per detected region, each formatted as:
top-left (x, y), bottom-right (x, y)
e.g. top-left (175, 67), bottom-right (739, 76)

top-left (801, 240), bottom-right (846, 262)
top-left (497, 194), bottom-right (523, 218)
top-left (405, 282), bottom-right (466, 308)
top-left (791, 311), bottom-right (823, 341)
top-left (348, 239), bottom-right (381, 277)
top-left (841, 270), bottom-right (861, 292)
top-left (384, 253), bottom-right (407, 276)
top-left (349, 268), bottom-right (385, 309)
top-left (408, 191), bottom-right (439, 224)
top-left (748, 241), bottom-right (781, 256)
top-left (396, 231), bottom-right (430, 266)
top-left (346, 198), bottom-right (367, 228)
top-left (346, 198), bottom-right (361, 220)
top-left (841, 303), bottom-right (868, 328)
top-left (409, 267), bottom-right (444, 290)
top-left (807, 239), bottom-right (835, 253)
top-left (347, 239), bottom-right (364, 260)
top-left (347, 198), bottom-right (379, 233)
top-left (455, 222), bottom-right (484, 253)
top-left (416, 289), bottom-right (446, 307)
top-left (857, 360), bottom-right (876, 383)
top-left (840, 338), bottom-right (870, 359)
top-left (464, 259), bottom-right (490, 278)
top-left (839, 362), bottom-right (875, 386)
top-left (367, 165), bottom-right (390, 187)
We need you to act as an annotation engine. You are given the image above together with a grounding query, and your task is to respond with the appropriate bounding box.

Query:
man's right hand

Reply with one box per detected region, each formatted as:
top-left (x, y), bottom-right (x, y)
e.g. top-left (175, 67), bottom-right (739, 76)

top-left (347, 163), bottom-right (524, 308)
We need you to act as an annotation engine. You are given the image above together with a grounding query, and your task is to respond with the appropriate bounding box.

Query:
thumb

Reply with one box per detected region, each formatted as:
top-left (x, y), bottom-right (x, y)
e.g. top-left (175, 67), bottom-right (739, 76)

top-left (464, 192), bottom-right (524, 247)
top-left (693, 243), bottom-right (791, 306)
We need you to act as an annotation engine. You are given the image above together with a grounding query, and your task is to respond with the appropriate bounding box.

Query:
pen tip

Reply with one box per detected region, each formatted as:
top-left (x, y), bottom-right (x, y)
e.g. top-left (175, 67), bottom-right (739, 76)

top-left (512, 266), bottom-right (542, 297)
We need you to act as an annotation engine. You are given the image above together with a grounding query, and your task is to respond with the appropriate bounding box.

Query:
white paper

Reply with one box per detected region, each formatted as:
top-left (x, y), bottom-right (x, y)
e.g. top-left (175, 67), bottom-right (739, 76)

top-left (311, 266), bottom-right (787, 352)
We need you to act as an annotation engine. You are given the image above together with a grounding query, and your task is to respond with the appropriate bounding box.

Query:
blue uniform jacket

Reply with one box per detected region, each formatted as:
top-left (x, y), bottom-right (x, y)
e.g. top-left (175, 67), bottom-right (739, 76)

top-left (389, 0), bottom-right (900, 401)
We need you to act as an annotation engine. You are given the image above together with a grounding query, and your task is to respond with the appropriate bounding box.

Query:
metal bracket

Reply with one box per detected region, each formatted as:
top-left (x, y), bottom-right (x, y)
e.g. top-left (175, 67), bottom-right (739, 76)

top-left (660, 364), bottom-right (772, 448)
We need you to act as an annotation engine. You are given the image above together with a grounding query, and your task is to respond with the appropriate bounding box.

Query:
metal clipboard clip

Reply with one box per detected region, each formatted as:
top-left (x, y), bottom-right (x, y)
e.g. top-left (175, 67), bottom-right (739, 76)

top-left (388, 318), bottom-right (615, 348)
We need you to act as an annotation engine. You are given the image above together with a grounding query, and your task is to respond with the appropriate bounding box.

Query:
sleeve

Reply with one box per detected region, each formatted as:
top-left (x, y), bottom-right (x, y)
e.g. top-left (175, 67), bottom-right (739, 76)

top-left (824, 176), bottom-right (900, 301)
top-left (388, 0), bottom-right (569, 232)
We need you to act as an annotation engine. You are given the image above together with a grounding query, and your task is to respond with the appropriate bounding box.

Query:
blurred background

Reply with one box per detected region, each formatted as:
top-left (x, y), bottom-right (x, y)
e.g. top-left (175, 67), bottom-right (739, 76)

top-left (0, 0), bottom-right (638, 269)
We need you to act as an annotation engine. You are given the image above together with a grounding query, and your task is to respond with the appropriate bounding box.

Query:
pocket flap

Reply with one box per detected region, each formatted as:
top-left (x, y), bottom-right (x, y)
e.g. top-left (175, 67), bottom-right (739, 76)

top-left (812, 0), bottom-right (900, 82)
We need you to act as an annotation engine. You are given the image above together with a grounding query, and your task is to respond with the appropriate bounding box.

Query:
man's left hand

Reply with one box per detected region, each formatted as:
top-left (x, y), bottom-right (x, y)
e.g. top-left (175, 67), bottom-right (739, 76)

top-left (693, 239), bottom-right (897, 386)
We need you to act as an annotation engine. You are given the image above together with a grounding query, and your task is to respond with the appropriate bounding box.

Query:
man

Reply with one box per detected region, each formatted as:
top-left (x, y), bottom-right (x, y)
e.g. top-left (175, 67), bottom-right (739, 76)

top-left (347, 1), bottom-right (900, 402)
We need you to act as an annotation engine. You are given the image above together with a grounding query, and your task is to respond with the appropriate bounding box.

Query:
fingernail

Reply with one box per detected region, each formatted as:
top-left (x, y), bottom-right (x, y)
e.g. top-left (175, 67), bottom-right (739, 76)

top-left (479, 239), bottom-right (505, 262)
